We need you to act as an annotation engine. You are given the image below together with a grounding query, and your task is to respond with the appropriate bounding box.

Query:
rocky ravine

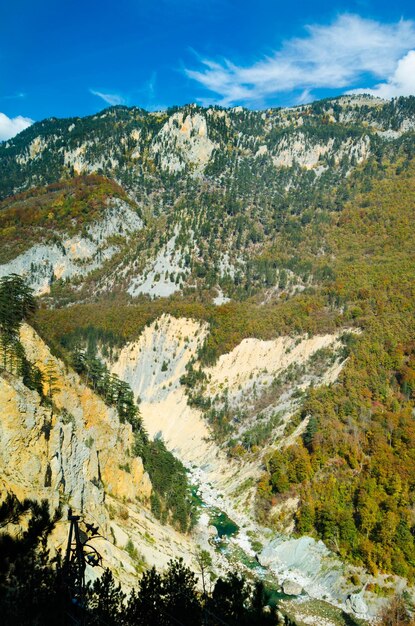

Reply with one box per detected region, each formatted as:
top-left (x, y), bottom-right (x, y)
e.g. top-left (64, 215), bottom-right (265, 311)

top-left (0, 317), bottom-right (399, 619)
top-left (110, 314), bottom-right (395, 620)
top-left (0, 323), bottom-right (198, 590)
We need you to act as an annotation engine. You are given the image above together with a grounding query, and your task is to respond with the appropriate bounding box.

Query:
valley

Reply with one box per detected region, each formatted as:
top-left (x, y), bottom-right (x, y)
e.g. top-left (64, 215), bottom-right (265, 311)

top-left (1, 94), bottom-right (415, 624)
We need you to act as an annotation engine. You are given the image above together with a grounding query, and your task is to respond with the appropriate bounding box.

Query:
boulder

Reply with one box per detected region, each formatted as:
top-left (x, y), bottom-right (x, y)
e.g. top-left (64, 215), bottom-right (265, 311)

top-left (345, 592), bottom-right (368, 615)
top-left (282, 579), bottom-right (303, 595)
top-left (208, 525), bottom-right (218, 537)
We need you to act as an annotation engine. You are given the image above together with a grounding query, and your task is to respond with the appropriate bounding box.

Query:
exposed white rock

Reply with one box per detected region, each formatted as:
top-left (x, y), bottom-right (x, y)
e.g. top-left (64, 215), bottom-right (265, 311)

top-left (255, 145), bottom-right (268, 157)
top-left (128, 232), bottom-right (190, 298)
top-left (272, 133), bottom-right (333, 169)
top-left (271, 133), bottom-right (370, 170)
top-left (213, 288), bottom-right (230, 305)
top-left (218, 252), bottom-right (241, 279)
top-left (111, 314), bottom-right (208, 404)
top-left (0, 199), bottom-right (142, 295)
top-left (62, 142), bottom-right (119, 175)
top-left (283, 580), bottom-right (303, 595)
top-left (151, 111), bottom-right (217, 173)
top-left (15, 135), bottom-right (49, 164)
top-left (129, 128), bottom-right (142, 159)
top-left (204, 333), bottom-right (343, 405)
top-left (376, 129), bottom-right (402, 140)
top-left (345, 592), bottom-right (369, 616)
top-left (261, 537), bottom-right (343, 605)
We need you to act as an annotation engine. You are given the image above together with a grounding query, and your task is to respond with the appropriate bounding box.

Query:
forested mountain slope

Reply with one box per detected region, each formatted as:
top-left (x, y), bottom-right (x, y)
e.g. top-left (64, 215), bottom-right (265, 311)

top-left (1, 95), bottom-right (415, 303)
top-left (1, 95), bottom-right (415, 602)
top-left (32, 156), bottom-right (415, 582)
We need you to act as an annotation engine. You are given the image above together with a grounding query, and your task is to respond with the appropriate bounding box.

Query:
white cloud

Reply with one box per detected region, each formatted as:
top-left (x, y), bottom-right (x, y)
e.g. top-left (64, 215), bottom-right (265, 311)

top-left (90, 90), bottom-right (126, 106)
top-left (185, 14), bottom-right (415, 106)
top-left (349, 50), bottom-right (415, 98)
top-left (0, 112), bottom-right (33, 141)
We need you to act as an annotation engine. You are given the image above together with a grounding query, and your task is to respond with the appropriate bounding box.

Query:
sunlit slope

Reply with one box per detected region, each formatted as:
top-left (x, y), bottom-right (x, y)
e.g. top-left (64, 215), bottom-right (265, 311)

top-left (33, 157), bottom-right (415, 578)
top-left (1, 96), bottom-right (415, 303)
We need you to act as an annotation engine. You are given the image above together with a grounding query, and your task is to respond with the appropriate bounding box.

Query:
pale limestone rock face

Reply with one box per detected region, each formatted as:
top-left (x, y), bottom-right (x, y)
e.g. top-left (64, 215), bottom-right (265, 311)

top-left (0, 324), bottom-right (152, 528)
top-left (204, 333), bottom-right (344, 405)
top-left (255, 145), bottom-right (268, 157)
top-left (272, 133), bottom-right (334, 169)
top-left (102, 454), bottom-right (152, 501)
top-left (111, 316), bottom-right (346, 490)
top-left (61, 141), bottom-right (120, 175)
top-left (270, 132), bottom-right (370, 171)
top-left (282, 580), bottom-right (303, 595)
top-left (15, 135), bottom-right (49, 165)
top-left (128, 231), bottom-right (191, 298)
top-left (151, 112), bottom-right (217, 173)
top-left (0, 324), bottom-right (201, 590)
top-left (111, 314), bottom-right (208, 405)
top-left (0, 199), bottom-right (143, 295)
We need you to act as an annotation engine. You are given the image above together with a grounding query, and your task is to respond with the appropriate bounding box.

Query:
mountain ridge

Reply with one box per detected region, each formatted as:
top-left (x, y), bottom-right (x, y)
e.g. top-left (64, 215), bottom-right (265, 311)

top-left (1, 94), bottom-right (415, 618)
top-left (1, 94), bottom-right (415, 305)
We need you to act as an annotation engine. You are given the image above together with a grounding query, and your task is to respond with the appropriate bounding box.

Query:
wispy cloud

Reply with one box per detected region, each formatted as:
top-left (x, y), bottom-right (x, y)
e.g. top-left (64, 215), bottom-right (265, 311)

top-left (185, 14), bottom-right (415, 106)
top-left (90, 89), bottom-right (126, 106)
top-left (349, 50), bottom-right (415, 99)
top-left (0, 92), bottom-right (26, 101)
top-left (0, 112), bottom-right (33, 141)
top-left (131, 73), bottom-right (166, 111)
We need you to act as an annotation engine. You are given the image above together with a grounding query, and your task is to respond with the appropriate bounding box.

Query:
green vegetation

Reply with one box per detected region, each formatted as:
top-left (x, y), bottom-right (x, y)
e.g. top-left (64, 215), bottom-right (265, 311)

top-left (142, 438), bottom-right (196, 532)
top-left (256, 159), bottom-right (415, 580)
top-left (0, 274), bottom-right (43, 393)
top-left (0, 496), bottom-right (279, 626)
top-left (72, 346), bottom-right (143, 433)
top-left (68, 345), bottom-right (196, 532)
top-left (0, 175), bottom-right (135, 263)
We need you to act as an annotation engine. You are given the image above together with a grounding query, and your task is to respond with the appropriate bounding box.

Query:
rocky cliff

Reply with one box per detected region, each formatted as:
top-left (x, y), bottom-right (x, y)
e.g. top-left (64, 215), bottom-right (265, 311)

top-left (1, 95), bottom-right (415, 304)
top-left (0, 315), bottom-right (406, 619)
top-left (0, 323), bottom-right (200, 588)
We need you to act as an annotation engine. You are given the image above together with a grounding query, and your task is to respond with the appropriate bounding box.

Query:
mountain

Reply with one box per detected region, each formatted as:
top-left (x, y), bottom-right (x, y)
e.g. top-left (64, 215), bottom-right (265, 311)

top-left (1, 95), bottom-right (415, 622)
top-left (1, 95), bottom-right (414, 304)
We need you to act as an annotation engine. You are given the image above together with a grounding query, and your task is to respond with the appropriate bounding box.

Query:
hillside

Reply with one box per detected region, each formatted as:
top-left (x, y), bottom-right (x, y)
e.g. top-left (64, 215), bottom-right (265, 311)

top-left (1, 95), bottom-right (415, 621)
top-left (0, 321), bottom-right (202, 589)
top-left (1, 95), bottom-right (415, 304)
top-left (32, 155), bottom-right (415, 582)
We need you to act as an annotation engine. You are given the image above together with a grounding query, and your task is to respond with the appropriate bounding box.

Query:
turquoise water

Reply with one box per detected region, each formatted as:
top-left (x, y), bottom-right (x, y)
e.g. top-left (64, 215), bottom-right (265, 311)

top-left (191, 486), bottom-right (239, 538)
top-left (191, 484), bottom-right (290, 610)
top-left (191, 487), bottom-right (205, 508)
top-left (265, 586), bottom-right (293, 607)
top-left (211, 510), bottom-right (239, 538)
top-left (238, 550), bottom-right (263, 571)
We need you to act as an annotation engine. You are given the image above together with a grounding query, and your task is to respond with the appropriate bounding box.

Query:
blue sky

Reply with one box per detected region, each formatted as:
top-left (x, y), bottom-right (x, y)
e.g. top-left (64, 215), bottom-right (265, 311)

top-left (1, 0), bottom-right (415, 139)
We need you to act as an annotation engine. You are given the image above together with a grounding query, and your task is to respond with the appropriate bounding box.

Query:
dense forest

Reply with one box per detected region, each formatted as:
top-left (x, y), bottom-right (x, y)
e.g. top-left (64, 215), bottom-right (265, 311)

top-left (1, 95), bottom-right (415, 591)
top-left (254, 158), bottom-right (415, 579)
top-left (32, 156), bottom-right (415, 580)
